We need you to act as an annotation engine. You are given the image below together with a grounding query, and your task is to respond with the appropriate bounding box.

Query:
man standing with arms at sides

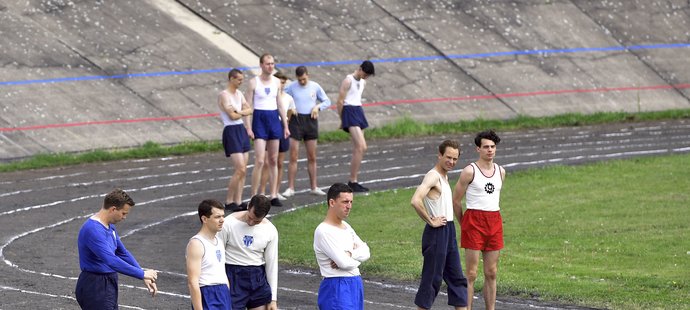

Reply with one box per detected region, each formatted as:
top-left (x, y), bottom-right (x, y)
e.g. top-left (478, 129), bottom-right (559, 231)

top-left (75, 189), bottom-right (158, 310)
top-left (219, 69), bottom-right (253, 212)
top-left (246, 53), bottom-right (290, 207)
top-left (411, 140), bottom-right (468, 310)
top-left (453, 130), bottom-right (505, 310)
top-left (281, 66), bottom-right (332, 198)
top-left (336, 60), bottom-right (375, 193)
top-left (220, 195), bottom-right (279, 310)
top-left (313, 183), bottom-right (370, 310)
top-left (186, 200), bottom-right (232, 310)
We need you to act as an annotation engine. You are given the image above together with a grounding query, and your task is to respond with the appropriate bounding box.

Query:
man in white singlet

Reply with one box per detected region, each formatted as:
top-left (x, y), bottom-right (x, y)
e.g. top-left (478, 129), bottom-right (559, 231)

top-left (186, 199), bottom-right (232, 310)
top-left (411, 140), bottom-right (467, 310)
top-left (453, 130), bottom-right (506, 310)
top-left (246, 53), bottom-right (290, 207)
top-left (220, 195), bottom-right (279, 310)
top-left (335, 60), bottom-right (375, 193)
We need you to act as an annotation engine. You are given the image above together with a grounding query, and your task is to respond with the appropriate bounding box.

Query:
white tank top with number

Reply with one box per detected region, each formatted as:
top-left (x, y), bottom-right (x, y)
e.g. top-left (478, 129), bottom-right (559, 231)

top-left (465, 163), bottom-right (502, 211)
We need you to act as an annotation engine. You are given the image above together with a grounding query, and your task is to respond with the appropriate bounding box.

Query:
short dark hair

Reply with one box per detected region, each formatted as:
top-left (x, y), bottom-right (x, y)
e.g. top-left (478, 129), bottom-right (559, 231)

top-left (295, 66), bottom-right (308, 77)
top-left (474, 129), bottom-right (501, 146)
top-left (103, 189), bottom-right (135, 210)
top-left (249, 195), bottom-right (271, 218)
top-left (327, 183), bottom-right (353, 204)
top-left (228, 68), bottom-right (243, 80)
top-left (360, 60), bottom-right (375, 76)
top-left (273, 71), bottom-right (288, 81)
top-left (439, 140), bottom-right (460, 155)
top-left (198, 199), bottom-right (224, 223)
top-left (260, 53), bottom-right (273, 64)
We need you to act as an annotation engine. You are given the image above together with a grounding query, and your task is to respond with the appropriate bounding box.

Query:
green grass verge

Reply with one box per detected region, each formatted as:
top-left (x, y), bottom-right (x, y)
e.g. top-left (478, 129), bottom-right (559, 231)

top-left (271, 154), bottom-right (690, 309)
top-left (2, 108), bottom-right (689, 173)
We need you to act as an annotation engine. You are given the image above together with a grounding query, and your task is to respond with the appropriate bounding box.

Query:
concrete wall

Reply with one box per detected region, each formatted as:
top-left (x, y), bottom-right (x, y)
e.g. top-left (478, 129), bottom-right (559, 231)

top-left (1, 0), bottom-right (689, 160)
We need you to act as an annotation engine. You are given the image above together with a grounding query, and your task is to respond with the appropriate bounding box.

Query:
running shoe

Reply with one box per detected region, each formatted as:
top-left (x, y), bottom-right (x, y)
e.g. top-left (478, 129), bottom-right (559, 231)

top-left (270, 198), bottom-right (283, 207)
top-left (309, 188), bottom-right (327, 196)
top-left (225, 202), bottom-right (242, 213)
top-left (277, 193), bottom-right (287, 201)
top-left (348, 181), bottom-right (369, 193)
top-left (282, 188), bottom-right (295, 197)
top-left (238, 202), bottom-right (248, 211)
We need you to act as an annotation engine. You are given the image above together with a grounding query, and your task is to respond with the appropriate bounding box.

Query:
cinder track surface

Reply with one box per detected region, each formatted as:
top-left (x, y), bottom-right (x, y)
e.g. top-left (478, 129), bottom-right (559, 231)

top-left (1, 120), bottom-right (689, 309)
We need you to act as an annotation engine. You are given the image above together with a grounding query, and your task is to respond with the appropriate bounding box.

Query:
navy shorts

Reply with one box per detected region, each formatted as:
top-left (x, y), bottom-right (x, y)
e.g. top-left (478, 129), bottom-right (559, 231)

top-left (252, 109), bottom-right (283, 140)
top-left (318, 276), bottom-right (364, 310)
top-left (222, 124), bottom-right (251, 156)
top-left (225, 264), bottom-right (272, 309)
top-left (75, 271), bottom-right (118, 310)
top-left (288, 114), bottom-right (319, 141)
top-left (197, 284), bottom-right (232, 310)
top-left (278, 134), bottom-right (290, 153)
top-left (341, 105), bottom-right (368, 133)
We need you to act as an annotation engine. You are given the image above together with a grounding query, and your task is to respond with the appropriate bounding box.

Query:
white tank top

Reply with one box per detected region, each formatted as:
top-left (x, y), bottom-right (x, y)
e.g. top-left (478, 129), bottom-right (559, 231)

top-left (190, 235), bottom-right (229, 287)
top-left (218, 89), bottom-right (245, 126)
top-left (253, 76), bottom-right (279, 110)
top-left (422, 169), bottom-right (454, 221)
top-left (465, 163), bottom-right (502, 211)
top-left (343, 74), bottom-right (365, 106)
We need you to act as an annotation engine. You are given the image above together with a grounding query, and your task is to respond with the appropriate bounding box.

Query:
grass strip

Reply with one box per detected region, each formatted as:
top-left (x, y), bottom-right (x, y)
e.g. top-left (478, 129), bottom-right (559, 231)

top-left (271, 154), bottom-right (690, 309)
top-left (2, 108), bottom-right (689, 173)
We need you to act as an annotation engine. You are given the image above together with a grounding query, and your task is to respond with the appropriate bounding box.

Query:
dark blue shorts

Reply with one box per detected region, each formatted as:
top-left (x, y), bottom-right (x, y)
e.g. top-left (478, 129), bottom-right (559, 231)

top-left (197, 284), bottom-right (232, 310)
top-left (340, 105), bottom-right (368, 133)
top-left (225, 264), bottom-right (272, 309)
top-left (252, 109), bottom-right (283, 140)
top-left (288, 114), bottom-right (319, 141)
top-left (317, 276), bottom-right (364, 310)
top-left (222, 124), bottom-right (251, 156)
top-left (75, 271), bottom-right (118, 310)
top-left (278, 134), bottom-right (290, 153)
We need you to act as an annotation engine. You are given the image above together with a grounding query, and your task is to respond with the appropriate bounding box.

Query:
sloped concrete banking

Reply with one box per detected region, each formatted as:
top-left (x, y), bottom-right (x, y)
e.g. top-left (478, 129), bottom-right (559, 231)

top-left (1, 0), bottom-right (689, 160)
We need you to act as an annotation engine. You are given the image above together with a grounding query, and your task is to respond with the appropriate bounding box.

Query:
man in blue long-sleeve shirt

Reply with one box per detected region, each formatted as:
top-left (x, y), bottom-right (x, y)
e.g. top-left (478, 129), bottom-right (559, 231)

top-left (75, 188), bottom-right (158, 309)
top-left (281, 66), bottom-right (332, 198)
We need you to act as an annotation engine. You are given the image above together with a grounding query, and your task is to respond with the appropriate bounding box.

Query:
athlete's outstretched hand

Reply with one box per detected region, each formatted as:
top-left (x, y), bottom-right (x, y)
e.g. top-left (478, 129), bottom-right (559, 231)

top-left (144, 278), bottom-right (158, 297)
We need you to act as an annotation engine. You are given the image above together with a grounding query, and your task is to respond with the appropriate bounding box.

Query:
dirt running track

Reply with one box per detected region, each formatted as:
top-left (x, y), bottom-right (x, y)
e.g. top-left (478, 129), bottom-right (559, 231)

top-left (1, 120), bottom-right (689, 309)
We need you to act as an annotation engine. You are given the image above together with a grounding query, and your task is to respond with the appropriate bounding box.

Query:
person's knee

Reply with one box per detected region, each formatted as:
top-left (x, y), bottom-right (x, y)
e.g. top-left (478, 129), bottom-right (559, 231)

top-left (466, 269), bottom-right (478, 282)
top-left (484, 267), bottom-right (498, 281)
top-left (235, 166), bottom-right (247, 178)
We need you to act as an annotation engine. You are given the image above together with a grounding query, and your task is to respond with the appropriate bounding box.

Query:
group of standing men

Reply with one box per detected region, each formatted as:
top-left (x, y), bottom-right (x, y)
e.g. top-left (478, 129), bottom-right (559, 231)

top-left (219, 54), bottom-right (376, 214)
top-left (411, 130), bottom-right (505, 310)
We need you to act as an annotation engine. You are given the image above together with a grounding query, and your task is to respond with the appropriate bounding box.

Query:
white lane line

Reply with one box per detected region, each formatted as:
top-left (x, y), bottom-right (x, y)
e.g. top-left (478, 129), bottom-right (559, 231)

top-left (0, 285), bottom-right (149, 309)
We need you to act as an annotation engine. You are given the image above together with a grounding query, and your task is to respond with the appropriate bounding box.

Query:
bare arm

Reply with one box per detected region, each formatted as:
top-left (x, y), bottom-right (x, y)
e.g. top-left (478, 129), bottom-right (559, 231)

top-left (244, 79), bottom-right (256, 139)
top-left (186, 239), bottom-right (204, 310)
top-left (335, 77), bottom-right (351, 117)
top-left (275, 84), bottom-right (290, 139)
top-left (218, 92), bottom-right (244, 120)
top-left (411, 171), bottom-right (447, 227)
top-left (452, 165), bottom-right (474, 222)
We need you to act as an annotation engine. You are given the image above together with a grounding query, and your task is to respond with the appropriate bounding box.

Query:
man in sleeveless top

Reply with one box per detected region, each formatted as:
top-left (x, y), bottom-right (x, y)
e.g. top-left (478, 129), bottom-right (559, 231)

top-left (219, 195), bottom-right (279, 310)
top-left (313, 183), bottom-right (370, 310)
top-left (246, 53), bottom-right (290, 207)
top-left (219, 69), bottom-right (253, 213)
top-left (411, 140), bottom-right (468, 310)
top-left (186, 200), bottom-right (232, 310)
top-left (335, 60), bottom-right (375, 193)
top-left (75, 189), bottom-right (158, 310)
top-left (453, 130), bottom-right (506, 310)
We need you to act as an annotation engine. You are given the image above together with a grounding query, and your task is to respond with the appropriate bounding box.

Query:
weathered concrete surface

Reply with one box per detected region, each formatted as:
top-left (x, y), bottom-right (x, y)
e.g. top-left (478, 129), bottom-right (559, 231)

top-left (1, 0), bottom-right (690, 160)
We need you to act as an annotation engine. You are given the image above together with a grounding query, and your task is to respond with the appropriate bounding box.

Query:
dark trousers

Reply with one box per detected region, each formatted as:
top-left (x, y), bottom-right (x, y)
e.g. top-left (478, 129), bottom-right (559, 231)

top-left (414, 223), bottom-right (468, 309)
top-left (75, 271), bottom-right (118, 310)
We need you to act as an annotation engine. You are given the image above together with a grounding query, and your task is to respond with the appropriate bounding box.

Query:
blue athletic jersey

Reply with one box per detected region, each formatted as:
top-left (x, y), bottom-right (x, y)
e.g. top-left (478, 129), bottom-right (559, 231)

top-left (77, 218), bottom-right (144, 279)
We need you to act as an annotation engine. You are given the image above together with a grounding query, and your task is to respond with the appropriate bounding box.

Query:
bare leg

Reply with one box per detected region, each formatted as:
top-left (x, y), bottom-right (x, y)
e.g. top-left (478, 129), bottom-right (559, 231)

top-left (304, 139), bottom-right (318, 189)
top-left (348, 126), bottom-right (367, 182)
top-left (251, 139), bottom-right (267, 196)
top-left (465, 249), bottom-right (481, 310)
top-left (226, 152), bottom-right (248, 204)
top-left (482, 250), bottom-right (500, 310)
top-left (286, 138), bottom-right (300, 190)
top-left (274, 151), bottom-right (286, 194)
top-left (265, 139), bottom-right (280, 198)
top-left (259, 151), bottom-right (269, 195)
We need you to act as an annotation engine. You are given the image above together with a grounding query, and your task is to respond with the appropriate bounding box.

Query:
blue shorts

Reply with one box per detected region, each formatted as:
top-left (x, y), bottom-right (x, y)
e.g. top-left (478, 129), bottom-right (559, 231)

top-left (222, 124), bottom-right (251, 156)
top-left (197, 284), bottom-right (232, 310)
top-left (225, 264), bottom-right (272, 309)
top-left (317, 276), bottom-right (364, 310)
top-left (278, 134), bottom-right (290, 153)
top-left (252, 109), bottom-right (284, 140)
top-left (340, 105), bottom-right (368, 133)
top-left (75, 271), bottom-right (118, 310)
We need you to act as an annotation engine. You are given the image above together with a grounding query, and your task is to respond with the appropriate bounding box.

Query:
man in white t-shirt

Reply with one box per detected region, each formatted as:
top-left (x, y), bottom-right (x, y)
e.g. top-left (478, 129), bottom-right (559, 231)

top-left (219, 195), bottom-right (279, 310)
top-left (313, 183), bottom-right (370, 309)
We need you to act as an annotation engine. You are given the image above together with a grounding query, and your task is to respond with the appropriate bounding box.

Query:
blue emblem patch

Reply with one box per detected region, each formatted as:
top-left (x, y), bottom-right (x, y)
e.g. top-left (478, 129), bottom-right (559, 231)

top-left (216, 249), bottom-right (222, 262)
top-left (243, 235), bottom-right (254, 247)
top-left (264, 87), bottom-right (271, 95)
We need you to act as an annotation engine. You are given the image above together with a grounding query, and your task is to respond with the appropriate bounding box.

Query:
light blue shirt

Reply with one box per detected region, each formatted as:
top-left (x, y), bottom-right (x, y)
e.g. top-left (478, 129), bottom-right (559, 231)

top-left (284, 81), bottom-right (332, 114)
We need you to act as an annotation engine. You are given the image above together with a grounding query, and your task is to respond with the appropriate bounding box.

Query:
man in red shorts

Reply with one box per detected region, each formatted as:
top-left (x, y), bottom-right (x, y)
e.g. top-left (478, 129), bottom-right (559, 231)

top-left (453, 130), bottom-right (505, 310)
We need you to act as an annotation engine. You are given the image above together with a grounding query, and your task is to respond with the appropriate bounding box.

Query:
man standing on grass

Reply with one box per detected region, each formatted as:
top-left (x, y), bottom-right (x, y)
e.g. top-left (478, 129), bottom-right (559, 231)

top-left (453, 130), bottom-right (505, 310)
top-left (75, 188), bottom-right (158, 310)
top-left (313, 183), bottom-right (370, 309)
top-left (336, 60), bottom-right (375, 193)
top-left (411, 140), bottom-right (468, 310)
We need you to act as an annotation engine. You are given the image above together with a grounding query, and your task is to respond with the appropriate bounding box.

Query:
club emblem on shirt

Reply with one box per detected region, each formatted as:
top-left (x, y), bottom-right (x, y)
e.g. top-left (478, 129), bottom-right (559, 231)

top-left (311, 91), bottom-right (316, 100)
top-left (356, 82), bottom-right (360, 90)
top-left (264, 87), bottom-right (271, 95)
top-left (243, 235), bottom-right (254, 247)
top-left (216, 249), bottom-right (222, 262)
top-left (484, 182), bottom-right (495, 194)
